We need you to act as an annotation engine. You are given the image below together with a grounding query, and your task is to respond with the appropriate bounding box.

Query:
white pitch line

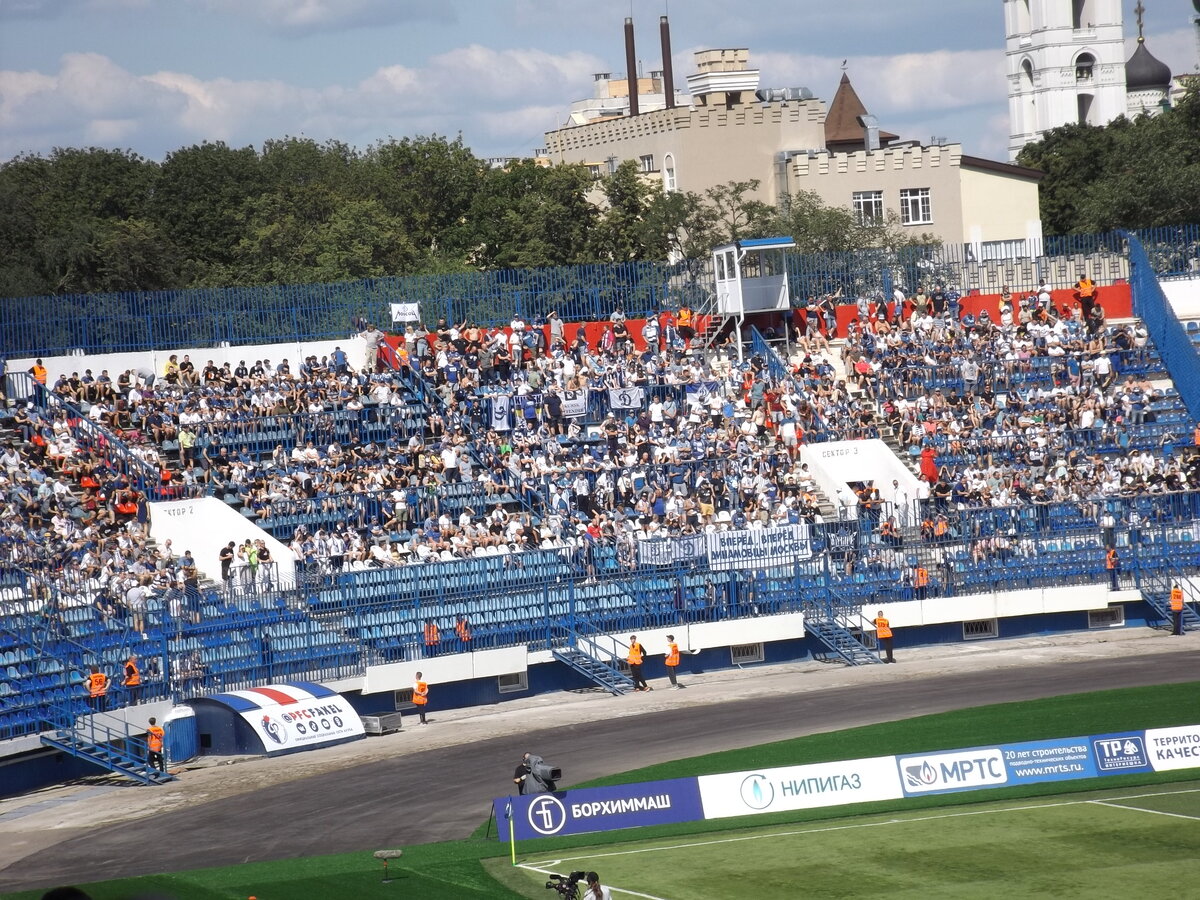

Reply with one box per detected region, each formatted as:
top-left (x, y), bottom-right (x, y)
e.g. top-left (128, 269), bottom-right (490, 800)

top-left (517, 861), bottom-right (673, 900)
top-left (1090, 799), bottom-right (1200, 821)
top-left (533, 787), bottom-right (1200, 868)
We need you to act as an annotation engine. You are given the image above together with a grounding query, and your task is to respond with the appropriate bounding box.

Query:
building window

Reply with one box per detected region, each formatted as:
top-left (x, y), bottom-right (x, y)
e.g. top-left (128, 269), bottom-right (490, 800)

top-left (899, 188), bottom-right (932, 225)
top-left (663, 153), bottom-right (677, 192)
top-left (1077, 93), bottom-right (1095, 125)
top-left (587, 163), bottom-right (602, 179)
top-left (1072, 0), bottom-right (1095, 31)
top-left (852, 190), bottom-right (884, 225)
top-left (639, 154), bottom-right (655, 173)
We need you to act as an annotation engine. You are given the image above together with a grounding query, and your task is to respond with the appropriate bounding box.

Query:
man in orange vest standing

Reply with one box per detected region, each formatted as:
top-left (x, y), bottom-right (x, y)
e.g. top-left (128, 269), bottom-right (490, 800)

top-left (1170, 583), bottom-right (1185, 636)
top-left (874, 610), bottom-right (895, 663)
top-left (1106, 547), bottom-right (1120, 592)
top-left (86, 665), bottom-right (110, 712)
top-left (664, 635), bottom-right (684, 689)
top-left (423, 619), bottom-right (440, 657)
top-left (146, 717), bottom-right (166, 773)
top-left (913, 564), bottom-right (930, 601)
top-left (413, 672), bottom-right (429, 725)
top-left (123, 655), bottom-right (141, 705)
top-left (627, 635), bottom-right (650, 692)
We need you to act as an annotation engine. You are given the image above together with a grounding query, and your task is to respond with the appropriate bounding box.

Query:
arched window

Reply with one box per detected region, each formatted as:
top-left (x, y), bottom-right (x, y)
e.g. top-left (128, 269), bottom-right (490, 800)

top-left (663, 153), bottom-right (677, 193)
top-left (1075, 53), bottom-right (1095, 82)
top-left (1077, 92), bottom-right (1095, 125)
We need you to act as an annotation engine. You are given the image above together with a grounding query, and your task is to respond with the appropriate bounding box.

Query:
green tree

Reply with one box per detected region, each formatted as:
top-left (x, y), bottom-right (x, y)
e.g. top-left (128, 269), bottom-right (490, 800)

top-left (468, 161), bottom-right (596, 269)
top-left (361, 135), bottom-right (486, 261)
top-left (1016, 121), bottom-right (1122, 234)
top-left (589, 160), bottom-right (659, 262)
top-left (153, 141), bottom-right (264, 279)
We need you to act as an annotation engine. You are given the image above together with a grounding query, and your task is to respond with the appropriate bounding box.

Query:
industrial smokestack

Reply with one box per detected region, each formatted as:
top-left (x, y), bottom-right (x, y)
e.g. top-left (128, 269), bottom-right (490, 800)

top-left (624, 17), bottom-right (640, 117)
top-left (659, 15), bottom-right (675, 110)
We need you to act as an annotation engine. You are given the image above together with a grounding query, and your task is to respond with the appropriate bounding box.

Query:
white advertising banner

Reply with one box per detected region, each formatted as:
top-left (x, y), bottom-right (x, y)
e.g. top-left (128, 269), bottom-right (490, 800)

top-left (1144, 724), bottom-right (1200, 771)
top-left (390, 302), bottom-right (420, 322)
top-left (896, 747), bottom-right (1008, 794)
top-left (213, 682), bottom-right (365, 756)
top-left (706, 524), bottom-right (812, 570)
top-left (697, 756), bottom-right (903, 819)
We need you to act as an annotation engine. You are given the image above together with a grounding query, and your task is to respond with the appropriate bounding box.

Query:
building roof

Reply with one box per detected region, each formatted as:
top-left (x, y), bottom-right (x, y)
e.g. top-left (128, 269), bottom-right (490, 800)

top-left (960, 155), bottom-right (1045, 182)
top-left (823, 72), bottom-right (898, 150)
top-left (1125, 38), bottom-right (1172, 92)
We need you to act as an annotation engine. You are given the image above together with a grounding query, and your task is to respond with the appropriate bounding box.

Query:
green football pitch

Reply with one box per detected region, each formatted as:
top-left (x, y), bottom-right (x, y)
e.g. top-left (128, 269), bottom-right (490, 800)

top-left (497, 781), bottom-right (1200, 899)
top-left (3, 682), bottom-right (1198, 900)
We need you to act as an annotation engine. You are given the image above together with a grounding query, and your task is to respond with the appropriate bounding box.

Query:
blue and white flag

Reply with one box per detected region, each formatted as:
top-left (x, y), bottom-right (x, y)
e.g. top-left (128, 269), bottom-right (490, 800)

top-left (608, 386), bottom-right (646, 410)
top-left (489, 394), bottom-right (512, 431)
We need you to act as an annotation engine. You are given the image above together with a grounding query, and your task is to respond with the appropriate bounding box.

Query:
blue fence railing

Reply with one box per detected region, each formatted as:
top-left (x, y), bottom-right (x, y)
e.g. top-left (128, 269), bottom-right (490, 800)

top-left (3, 226), bottom-right (1197, 360)
top-left (1125, 231), bottom-right (1200, 422)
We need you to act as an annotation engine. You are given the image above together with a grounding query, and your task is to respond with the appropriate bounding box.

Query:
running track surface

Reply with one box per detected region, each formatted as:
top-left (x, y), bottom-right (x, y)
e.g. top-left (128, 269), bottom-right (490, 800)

top-left (2, 651), bottom-right (1194, 891)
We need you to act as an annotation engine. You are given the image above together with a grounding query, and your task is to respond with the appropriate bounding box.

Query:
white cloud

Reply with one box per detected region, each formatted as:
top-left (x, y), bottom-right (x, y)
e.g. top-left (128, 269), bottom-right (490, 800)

top-left (0, 45), bottom-right (605, 160)
top-left (194, 0), bottom-right (456, 34)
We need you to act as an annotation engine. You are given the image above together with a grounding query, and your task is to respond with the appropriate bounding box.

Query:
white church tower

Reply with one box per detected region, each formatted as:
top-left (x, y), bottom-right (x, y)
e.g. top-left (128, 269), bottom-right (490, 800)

top-left (1005, 0), bottom-right (1127, 160)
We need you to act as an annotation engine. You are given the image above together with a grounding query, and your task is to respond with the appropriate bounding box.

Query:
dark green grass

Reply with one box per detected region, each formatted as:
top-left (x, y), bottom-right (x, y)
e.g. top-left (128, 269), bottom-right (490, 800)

top-left (4, 681), bottom-right (1197, 900)
top-left (501, 781), bottom-right (1200, 900)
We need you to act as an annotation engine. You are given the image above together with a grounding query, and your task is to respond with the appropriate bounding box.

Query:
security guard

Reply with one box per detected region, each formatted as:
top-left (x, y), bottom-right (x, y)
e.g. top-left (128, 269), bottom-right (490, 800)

top-left (913, 564), bottom-right (930, 601)
top-left (86, 665), bottom-right (110, 711)
top-left (1170, 584), bottom-right (1185, 636)
top-left (423, 619), bottom-right (440, 656)
top-left (413, 672), bottom-right (429, 725)
top-left (123, 655), bottom-right (141, 704)
top-left (664, 635), bottom-right (683, 689)
top-left (146, 717), bottom-right (166, 772)
top-left (627, 635), bottom-right (650, 692)
top-left (874, 610), bottom-right (895, 663)
top-left (1106, 547), bottom-right (1120, 591)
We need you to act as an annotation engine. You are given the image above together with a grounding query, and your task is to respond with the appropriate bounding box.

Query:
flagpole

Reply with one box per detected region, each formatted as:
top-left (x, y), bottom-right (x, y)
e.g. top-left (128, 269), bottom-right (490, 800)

top-left (507, 799), bottom-right (517, 866)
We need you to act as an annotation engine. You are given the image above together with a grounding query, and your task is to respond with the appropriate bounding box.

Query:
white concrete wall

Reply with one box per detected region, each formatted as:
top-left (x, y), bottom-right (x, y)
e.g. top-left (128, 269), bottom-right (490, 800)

top-left (864, 584), bottom-right (1136, 628)
top-left (800, 439), bottom-right (927, 518)
top-left (362, 645), bottom-right (529, 695)
top-left (10, 336), bottom-right (372, 395)
top-left (1162, 278), bottom-right (1200, 320)
top-left (149, 496), bottom-right (295, 584)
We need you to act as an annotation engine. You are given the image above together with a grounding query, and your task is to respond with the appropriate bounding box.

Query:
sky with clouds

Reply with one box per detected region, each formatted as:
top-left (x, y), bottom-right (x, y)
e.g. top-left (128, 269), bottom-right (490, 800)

top-left (1, 0), bottom-right (1197, 165)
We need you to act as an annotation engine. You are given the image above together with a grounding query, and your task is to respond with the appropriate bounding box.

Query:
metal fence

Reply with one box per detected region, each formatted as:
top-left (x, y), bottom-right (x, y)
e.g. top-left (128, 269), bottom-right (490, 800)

top-left (4, 227), bottom-right (1197, 360)
top-left (1126, 231), bottom-right (1200, 422)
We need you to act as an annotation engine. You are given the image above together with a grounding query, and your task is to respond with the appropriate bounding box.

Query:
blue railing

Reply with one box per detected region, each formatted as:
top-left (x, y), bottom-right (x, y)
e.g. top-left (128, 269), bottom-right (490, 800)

top-left (1125, 231), bottom-right (1200, 422)
top-left (5, 226), bottom-right (1197, 360)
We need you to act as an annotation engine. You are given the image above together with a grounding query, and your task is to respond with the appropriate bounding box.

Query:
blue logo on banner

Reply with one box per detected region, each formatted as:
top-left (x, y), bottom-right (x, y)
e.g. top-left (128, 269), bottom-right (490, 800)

top-left (1092, 732), bottom-right (1152, 774)
top-left (496, 777), bottom-right (704, 841)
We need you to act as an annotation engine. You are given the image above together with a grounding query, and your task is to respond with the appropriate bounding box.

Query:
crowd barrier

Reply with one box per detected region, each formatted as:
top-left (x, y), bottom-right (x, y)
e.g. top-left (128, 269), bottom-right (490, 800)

top-left (496, 721), bottom-right (1200, 840)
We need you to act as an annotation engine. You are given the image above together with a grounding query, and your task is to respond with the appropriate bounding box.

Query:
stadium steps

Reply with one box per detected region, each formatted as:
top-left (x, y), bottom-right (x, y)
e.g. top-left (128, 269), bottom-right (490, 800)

top-left (40, 719), bottom-right (175, 786)
top-left (551, 647), bottom-right (635, 695)
top-left (804, 616), bottom-right (882, 666)
top-left (1141, 589), bottom-right (1200, 633)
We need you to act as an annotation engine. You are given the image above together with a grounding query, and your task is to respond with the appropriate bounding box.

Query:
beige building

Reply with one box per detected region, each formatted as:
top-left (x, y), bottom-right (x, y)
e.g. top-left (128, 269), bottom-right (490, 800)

top-left (543, 44), bottom-right (1044, 251)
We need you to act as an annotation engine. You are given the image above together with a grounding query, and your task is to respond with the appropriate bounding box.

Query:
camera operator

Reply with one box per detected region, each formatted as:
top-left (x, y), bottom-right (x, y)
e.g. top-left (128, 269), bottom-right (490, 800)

top-left (514, 752), bottom-right (559, 794)
top-left (584, 871), bottom-right (611, 900)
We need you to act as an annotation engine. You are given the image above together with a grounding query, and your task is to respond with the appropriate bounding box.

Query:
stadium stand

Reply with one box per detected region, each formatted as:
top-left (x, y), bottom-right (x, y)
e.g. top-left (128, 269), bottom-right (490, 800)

top-left (2, 228), bottom-right (1199, 774)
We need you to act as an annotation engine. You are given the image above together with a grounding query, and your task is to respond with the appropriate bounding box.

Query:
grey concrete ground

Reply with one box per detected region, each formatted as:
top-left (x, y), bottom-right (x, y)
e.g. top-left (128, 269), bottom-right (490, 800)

top-left (0, 627), bottom-right (1196, 892)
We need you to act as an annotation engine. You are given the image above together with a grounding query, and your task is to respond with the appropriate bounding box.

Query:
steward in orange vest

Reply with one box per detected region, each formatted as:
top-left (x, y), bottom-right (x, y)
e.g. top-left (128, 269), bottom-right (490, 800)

top-left (123, 656), bottom-right (142, 703)
top-left (874, 611), bottom-right (895, 663)
top-left (1106, 547), bottom-right (1120, 591)
top-left (455, 616), bottom-right (471, 644)
top-left (1170, 584), bottom-right (1185, 636)
top-left (413, 672), bottom-right (429, 724)
top-left (423, 620), bottom-right (440, 654)
top-left (664, 635), bottom-right (683, 689)
top-left (146, 716), bottom-right (166, 772)
top-left (86, 666), bottom-right (110, 711)
top-left (627, 635), bottom-right (650, 692)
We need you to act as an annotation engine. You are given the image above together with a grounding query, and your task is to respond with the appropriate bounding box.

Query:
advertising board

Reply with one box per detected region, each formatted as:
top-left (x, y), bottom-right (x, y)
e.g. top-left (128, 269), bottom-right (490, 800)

top-left (496, 777), bottom-right (705, 841)
top-left (697, 756), bottom-right (902, 819)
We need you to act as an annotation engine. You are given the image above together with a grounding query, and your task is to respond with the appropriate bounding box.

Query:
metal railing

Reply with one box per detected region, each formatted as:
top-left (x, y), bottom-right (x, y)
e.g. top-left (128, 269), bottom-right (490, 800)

top-left (5, 226), bottom-right (1196, 360)
top-left (1125, 231), bottom-right (1200, 421)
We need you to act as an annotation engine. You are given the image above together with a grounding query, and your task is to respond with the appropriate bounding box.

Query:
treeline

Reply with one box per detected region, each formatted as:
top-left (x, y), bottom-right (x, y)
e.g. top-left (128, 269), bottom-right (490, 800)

top-left (0, 134), bottom-right (932, 299)
top-left (1018, 82), bottom-right (1200, 235)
